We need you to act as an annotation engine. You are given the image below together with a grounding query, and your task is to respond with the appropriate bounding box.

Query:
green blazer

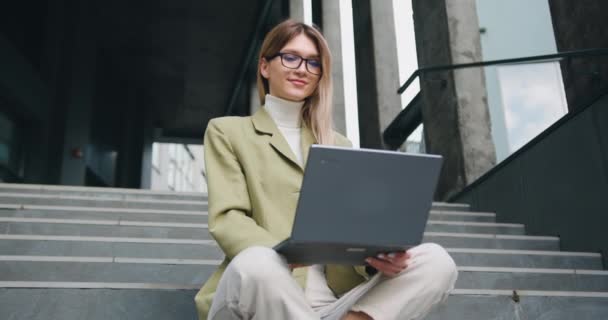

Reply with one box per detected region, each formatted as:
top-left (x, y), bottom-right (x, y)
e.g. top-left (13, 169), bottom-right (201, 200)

top-left (194, 107), bottom-right (372, 320)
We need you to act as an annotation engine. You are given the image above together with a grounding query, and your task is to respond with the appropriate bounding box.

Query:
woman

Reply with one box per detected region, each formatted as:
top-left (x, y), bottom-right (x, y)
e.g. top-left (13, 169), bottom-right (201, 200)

top-left (195, 19), bottom-right (458, 320)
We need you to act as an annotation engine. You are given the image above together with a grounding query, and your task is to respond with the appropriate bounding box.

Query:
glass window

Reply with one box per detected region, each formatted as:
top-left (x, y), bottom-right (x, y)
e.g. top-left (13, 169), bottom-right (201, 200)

top-left (152, 143), bottom-right (160, 169)
top-left (403, 123), bottom-right (425, 154)
top-left (168, 144), bottom-right (176, 160)
top-left (150, 143), bottom-right (207, 192)
top-left (167, 162), bottom-right (175, 189)
top-left (177, 146), bottom-right (184, 168)
top-left (185, 162), bottom-right (191, 183)
top-left (180, 145), bottom-right (188, 167)
top-left (496, 62), bottom-right (568, 153)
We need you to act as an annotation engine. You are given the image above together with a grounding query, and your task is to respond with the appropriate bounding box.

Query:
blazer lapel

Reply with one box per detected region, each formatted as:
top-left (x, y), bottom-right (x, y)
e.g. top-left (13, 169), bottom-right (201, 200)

top-left (251, 108), bottom-right (302, 169)
top-left (301, 124), bottom-right (316, 168)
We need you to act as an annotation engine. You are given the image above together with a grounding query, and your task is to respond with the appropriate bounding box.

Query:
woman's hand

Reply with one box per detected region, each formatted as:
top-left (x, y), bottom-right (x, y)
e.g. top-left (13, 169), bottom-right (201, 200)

top-left (288, 264), bottom-right (307, 270)
top-left (365, 251), bottom-right (411, 277)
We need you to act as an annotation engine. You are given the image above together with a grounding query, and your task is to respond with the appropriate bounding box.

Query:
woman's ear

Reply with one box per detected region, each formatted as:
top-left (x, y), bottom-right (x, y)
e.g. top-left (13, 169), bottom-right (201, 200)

top-left (260, 58), bottom-right (270, 79)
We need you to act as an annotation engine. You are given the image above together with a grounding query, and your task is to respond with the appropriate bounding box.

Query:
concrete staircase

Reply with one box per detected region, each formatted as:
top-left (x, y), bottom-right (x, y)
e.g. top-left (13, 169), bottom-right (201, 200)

top-left (0, 183), bottom-right (607, 319)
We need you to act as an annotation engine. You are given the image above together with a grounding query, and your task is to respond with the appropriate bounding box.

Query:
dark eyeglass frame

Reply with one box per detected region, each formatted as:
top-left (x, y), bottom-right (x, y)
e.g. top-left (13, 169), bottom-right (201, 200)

top-left (266, 52), bottom-right (323, 75)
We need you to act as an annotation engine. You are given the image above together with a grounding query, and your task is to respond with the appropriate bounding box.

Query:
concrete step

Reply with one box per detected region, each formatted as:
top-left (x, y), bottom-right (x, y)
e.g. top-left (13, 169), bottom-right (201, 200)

top-left (0, 182), bottom-right (207, 201)
top-left (0, 198), bottom-right (467, 217)
top-left (426, 221), bottom-right (523, 235)
top-left (0, 235), bottom-right (599, 269)
top-left (0, 218), bottom-right (519, 240)
top-left (8, 236), bottom-right (567, 275)
top-left (2, 256), bottom-right (607, 292)
top-left (426, 290), bottom-right (608, 319)
top-left (0, 258), bottom-right (217, 284)
top-left (0, 238), bottom-right (225, 260)
top-left (0, 183), bottom-right (467, 206)
top-left (0, 194), bottom-right (207, 211)
top-left (0, 207), bottom-right (207, 223)
top-left (456, 266), bottom-right (608, 291)
top-left (447, 248), bottom-right (603, 270)
top-left (429, 210), bottom-right (495, 222)
top-left (0, 205), bottom-right (206, 222)
top-left (0, 286), bottom-right (200, 320)
top-left (0, 207), bottom-right (492, 224)
top-left (0, 230), bottom-right (559, 253)
top-left (0, 199), bottom-right (466, 215)
top-left (1, 286), bottom-right (608, 320)
top-left (430, 202), bottom-right (470, 212)
top-left (423, 233), bottom-right (560, 250)
top-left (0, 218), bottom-right (212, 240)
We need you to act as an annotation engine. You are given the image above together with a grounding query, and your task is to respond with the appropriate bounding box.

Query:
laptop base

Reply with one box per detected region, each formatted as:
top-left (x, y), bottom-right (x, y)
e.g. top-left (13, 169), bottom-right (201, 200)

top-left (274, 239), bottom-right (413, 265)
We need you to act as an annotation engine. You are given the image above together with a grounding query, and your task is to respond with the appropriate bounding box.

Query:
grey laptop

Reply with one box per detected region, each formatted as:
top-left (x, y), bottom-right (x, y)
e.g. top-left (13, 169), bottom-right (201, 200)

top-left (274, 145), bottom-right (443, 265)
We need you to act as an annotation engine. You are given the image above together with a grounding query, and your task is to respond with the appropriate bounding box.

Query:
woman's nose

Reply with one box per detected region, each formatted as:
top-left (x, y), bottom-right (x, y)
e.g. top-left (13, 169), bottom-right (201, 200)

top-left (294, 61), bottom-right (307, 74)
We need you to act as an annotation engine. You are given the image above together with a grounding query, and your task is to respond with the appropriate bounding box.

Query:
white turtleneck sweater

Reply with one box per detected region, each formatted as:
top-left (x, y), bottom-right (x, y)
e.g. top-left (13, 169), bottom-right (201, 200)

top-left (264, 94), bottom-right (305, 165)
top-left (264, 94), bottom-right (338, 306)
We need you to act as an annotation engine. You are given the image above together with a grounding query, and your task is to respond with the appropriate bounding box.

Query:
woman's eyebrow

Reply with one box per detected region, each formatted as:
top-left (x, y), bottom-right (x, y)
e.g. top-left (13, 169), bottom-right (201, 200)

top-left (282, 49), bottom-right (320, 58)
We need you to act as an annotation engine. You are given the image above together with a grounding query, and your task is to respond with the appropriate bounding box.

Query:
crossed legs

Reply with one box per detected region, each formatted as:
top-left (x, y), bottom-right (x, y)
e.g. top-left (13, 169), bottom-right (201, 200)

top-left (208, 243), bottom-right (457, 320)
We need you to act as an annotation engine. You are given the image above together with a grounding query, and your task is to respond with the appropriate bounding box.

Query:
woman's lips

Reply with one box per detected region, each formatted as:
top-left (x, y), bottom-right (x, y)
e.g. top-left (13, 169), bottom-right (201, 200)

top-left (288, 79), bottom-right (308, 86)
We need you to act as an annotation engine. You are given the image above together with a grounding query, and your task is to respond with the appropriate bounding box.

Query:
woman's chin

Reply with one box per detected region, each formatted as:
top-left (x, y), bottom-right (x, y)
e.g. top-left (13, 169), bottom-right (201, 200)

top-left (283, 90), bottom-right (309, 101)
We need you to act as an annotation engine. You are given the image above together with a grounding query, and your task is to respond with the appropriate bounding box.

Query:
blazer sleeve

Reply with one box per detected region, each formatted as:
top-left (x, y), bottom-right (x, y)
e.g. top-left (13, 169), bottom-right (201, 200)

top-left (204, 120), bottom-right (280, 260)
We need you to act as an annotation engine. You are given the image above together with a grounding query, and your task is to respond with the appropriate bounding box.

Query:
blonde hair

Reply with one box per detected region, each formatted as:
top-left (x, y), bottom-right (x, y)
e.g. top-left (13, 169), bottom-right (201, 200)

top-left (257, 19), bottom-right (334, 145)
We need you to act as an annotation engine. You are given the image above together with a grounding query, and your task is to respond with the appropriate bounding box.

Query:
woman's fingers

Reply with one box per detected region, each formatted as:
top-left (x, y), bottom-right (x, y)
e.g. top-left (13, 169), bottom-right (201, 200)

top-left (389, 253), bottom-right (406, 263)
top-left (366, 257), bottom-right (403, 277)
top-left (366, 250), bottom-right (412, 277)
top-left (376, 251), bottom-right (411, 268)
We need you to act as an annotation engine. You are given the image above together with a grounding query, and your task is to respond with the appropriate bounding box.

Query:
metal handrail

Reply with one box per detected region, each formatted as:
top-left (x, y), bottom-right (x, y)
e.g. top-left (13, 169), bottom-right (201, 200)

top-left (384, 48), bottom-right (608, 150)
top-left (382, 93), bottom-right (422, 150)
top-left (397, 48), bottom-right (608, 95)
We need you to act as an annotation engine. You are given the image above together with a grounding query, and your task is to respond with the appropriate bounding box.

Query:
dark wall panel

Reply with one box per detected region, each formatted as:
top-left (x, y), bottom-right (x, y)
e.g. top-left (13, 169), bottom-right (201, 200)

top-left (472, 159), bottom-right (531, 229)
top-left (521, 109), bottom-right (608, 246)
top-left (0, 0), bottom-right (48, 73)
top-left (592, 101), bottom-right (608, 186)
top-left (454, 190), bottom-right (475, 209)
top-left (453, 95), bottom-right (608, 267)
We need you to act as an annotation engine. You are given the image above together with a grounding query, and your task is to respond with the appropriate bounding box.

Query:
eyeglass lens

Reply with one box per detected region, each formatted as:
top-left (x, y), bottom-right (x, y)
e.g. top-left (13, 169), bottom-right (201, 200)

top-left (280, 53), bottom-right (322, 75)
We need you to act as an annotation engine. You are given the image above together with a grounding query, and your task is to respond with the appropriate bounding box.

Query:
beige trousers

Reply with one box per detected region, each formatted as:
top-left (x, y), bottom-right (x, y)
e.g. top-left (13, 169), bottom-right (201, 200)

top-left (207, 243), bottom-right (457, 320)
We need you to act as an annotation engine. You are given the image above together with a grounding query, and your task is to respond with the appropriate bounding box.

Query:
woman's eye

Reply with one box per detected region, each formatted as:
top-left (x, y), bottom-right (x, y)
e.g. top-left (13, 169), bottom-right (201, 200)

top-left (308, 60), bottom-right (321, 67)
top-left (283, 54), bottom-right (299, 62)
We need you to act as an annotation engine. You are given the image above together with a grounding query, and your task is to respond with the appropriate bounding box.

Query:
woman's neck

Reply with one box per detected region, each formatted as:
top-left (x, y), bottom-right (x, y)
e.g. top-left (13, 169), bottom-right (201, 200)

top-left (264, 94), bottom-right (304, 129)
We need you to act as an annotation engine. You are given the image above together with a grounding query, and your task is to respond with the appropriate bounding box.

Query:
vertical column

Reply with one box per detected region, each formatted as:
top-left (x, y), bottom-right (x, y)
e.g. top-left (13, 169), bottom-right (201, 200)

top-left (412, 0), bottom-right (496, 199)
top-left (322, 0), bottom-right (360, 147)
top-left (351, 0), bottom-right (381, 148)
top-left (370, 0), bottom-right (402, 136)
top-left (290, 0), bottom-right (313, 25)
top-left (41, 0), bottom-right (74, 184)
top-left (250, 83), bottom-right (261, 114)
top-left (139, 114), bottom-right (154, 189)
top-left (59, 0), bottom-right (97, 185)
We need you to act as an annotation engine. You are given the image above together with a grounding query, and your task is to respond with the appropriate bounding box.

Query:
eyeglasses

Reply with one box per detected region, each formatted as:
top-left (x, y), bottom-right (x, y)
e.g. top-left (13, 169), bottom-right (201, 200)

top-left (266, 52), bottom-right (322, 75)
